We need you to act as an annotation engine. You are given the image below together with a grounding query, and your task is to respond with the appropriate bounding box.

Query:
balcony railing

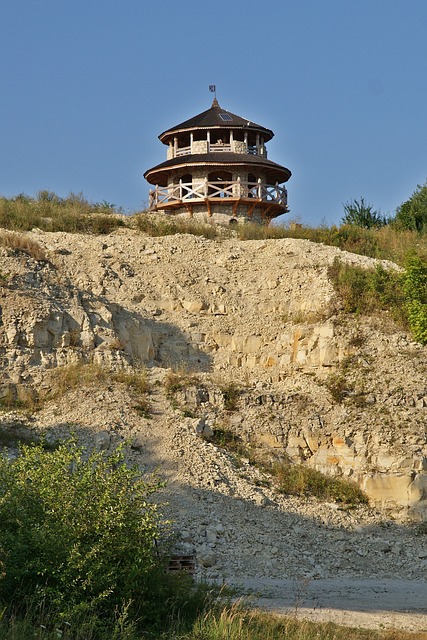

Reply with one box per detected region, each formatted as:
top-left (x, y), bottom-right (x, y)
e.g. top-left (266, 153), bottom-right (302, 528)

top-left (148, 179), bottom-right (287, 209)
top-left (175, 146), bottom-right (191, 157)
top-left (172, 144), bottom-right (266, 157)
top-left (208, 143), bottom-right (232, 153)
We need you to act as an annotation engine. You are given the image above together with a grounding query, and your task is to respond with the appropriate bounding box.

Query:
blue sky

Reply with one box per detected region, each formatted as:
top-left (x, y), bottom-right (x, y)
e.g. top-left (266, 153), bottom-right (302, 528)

top-left (1, 0), bottom-right (427, 226)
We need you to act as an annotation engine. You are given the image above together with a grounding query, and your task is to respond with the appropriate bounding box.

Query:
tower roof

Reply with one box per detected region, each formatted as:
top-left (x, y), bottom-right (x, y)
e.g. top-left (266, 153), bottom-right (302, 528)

top-left (144, 152), bottom-right (291, 187)
top-left (159, 99), bottom-right (274, 144)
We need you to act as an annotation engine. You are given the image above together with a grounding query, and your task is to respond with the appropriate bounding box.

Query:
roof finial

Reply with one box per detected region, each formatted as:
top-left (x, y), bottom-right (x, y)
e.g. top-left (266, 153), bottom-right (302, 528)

top-left (209, 84), bottom-right (219, 107)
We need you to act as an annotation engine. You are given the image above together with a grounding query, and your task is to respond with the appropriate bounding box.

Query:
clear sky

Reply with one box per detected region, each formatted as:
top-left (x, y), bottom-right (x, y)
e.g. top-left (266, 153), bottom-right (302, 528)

top-left (1, 0), bottom-right (427, 226)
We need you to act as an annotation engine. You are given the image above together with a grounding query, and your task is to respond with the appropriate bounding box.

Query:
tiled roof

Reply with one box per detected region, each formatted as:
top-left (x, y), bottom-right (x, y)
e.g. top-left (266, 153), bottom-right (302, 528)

top-left (144, 152), bottom-right (291, 186)
top-left (159, 100), bottom-right (274, 143)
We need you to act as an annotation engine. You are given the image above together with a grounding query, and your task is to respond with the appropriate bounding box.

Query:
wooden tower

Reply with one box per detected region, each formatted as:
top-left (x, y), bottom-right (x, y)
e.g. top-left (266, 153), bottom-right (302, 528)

top-left (144, 98), bottom-right (291, 224)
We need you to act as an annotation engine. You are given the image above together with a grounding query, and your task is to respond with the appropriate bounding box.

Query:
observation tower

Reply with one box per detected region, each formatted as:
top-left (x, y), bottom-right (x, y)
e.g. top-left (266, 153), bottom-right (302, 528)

top-left (144, 97), bottom-right (291, 224)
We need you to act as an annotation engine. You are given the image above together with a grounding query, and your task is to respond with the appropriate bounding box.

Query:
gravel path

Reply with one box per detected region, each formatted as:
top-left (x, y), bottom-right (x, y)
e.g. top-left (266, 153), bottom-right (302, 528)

top-left (228, 578), bottom-right (427, 632)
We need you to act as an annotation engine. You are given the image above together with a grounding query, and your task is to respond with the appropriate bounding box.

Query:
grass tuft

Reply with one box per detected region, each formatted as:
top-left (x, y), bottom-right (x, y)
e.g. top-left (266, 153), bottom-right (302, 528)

top-left (0, 231), bottom-right (49, 261)
top-left (134, 213), bottom-right (223, 239)
top-left (272, 462), bottom-right (368, 506)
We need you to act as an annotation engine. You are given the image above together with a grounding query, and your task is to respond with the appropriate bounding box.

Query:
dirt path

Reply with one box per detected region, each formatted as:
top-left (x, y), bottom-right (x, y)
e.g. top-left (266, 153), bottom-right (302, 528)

top-left (229, 578), bottom-right (427, 633)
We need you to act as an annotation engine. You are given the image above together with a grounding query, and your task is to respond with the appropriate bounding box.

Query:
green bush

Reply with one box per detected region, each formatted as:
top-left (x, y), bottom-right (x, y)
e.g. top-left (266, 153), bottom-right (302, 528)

top-left (394, 181), bottom-right (427, 232)
top-left (328, 259), bottom-right (407, 326)
top-left (403, 254), bottom-right (427, 344)
top-left (328, 255), bottom-right (427, 343)
top-left (0, 439), bottom-right (178, 632)
top-left (273, 463), bottom-right (368, 506)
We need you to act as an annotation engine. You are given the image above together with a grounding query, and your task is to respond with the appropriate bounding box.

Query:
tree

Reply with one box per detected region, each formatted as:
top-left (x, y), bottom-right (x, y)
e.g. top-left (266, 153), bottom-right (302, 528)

top-left (341, 197), bottom-right (385, 229)
top-left (394, 181), bottom-right (427, 232)
top-left (0, 439), bottom-right (170, 628)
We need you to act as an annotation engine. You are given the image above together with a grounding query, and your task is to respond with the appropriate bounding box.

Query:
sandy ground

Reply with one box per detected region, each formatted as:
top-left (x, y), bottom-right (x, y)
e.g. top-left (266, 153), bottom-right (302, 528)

top-left (227, 578), bottom-right (427, 633)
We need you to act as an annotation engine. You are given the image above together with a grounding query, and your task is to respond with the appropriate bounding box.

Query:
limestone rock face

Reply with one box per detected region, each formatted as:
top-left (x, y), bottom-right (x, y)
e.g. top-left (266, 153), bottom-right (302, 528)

top-left (0, 227), bottom-right (426, 522)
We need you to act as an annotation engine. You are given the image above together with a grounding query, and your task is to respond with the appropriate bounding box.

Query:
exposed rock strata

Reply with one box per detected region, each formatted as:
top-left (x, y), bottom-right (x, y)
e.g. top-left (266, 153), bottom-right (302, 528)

top-left (0, 227), bottom-right (426, 577)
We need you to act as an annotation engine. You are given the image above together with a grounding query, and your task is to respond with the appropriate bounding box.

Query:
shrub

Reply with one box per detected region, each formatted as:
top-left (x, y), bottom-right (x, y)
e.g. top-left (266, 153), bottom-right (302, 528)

top-left (324, 373), bottom-right (353, 403)
top-left (403, 254), bottom-right (427, 344)
top-left (341, 197), bottom-right (386, 229)
top-left (273, 463), bottom-right (368, 506)
top-left (394, 180), bottom-right (427, 232)
top-left (0, 440), bottom-right (170, 630)
top-left (328, 259), bottom-right (407, 326)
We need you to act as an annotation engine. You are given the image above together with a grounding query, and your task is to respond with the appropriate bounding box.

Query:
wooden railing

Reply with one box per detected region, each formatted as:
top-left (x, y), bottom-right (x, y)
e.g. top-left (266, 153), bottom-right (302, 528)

top-left (148, 179), bottom-right (287, 209)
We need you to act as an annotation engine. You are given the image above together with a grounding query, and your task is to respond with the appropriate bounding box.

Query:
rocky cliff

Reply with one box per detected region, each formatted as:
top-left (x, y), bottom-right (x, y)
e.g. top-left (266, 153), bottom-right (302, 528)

top-left (1, 224), bottom-right (426, 585)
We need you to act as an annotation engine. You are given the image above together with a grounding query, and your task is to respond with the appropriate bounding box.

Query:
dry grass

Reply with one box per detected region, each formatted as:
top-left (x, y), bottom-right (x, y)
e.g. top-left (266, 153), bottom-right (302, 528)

top-left (134, 213), bottom-right (225, 239)
top-left (237, 221), bottom-right (427, 266)
top-left (180, 605), bottom-right (423, 640)
top-left (209, 424), bottom-right (367, 507)
top-left (46, 363), bottom-right (109, 398)
top-left (0, 230), bottom-right (49, 261)
top-left (43, 363), bottom-right (151, 415)
top-left (164, 365), bottom-right (199, 395)
top-left (0, 191), bottom-right (126, 234)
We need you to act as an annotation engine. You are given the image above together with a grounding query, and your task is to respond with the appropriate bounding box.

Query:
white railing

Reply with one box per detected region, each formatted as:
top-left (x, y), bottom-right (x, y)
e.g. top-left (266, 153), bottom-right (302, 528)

top-left (148, 179), bottom-right (287, 209)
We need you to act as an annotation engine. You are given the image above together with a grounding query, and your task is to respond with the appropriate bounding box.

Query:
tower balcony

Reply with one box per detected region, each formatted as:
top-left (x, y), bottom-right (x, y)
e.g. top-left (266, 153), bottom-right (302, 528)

top-left (148, 178), bottom-right (288, 214)
top-left (171, 141), bottom-right (267, 159)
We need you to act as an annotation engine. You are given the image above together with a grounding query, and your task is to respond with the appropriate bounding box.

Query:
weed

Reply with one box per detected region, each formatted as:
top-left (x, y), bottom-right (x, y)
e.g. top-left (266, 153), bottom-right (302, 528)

top-left (0, 384), bottom-right (39, 413)
top-left (113, 369), bottom-right (150, 395)
top-left (220, 382), bottom-right (241, 411)
top-left (324, 373), bottom-right (353, 403)
top-left (135, 214), bottom-right (222, 239)
top-left (209, 428), bottom-right (251, 461)
top-left (272, 462), bottom-right (368, 506)
top-left (348, 332), bottom-right (366, 347)
top-left (46, 363), bottom-right (109, 399)
top-left (164, 366), bottom-right (198, 396)
top-left (133, 401), bottom-right (151, 419)
top-left (182, 409), bottom-right (196, 418)
top-left (0, 192), bottom-right (126, 234)
top-left (328, 258), bottom-right (407, 327)
top-left (0, 231), bottom-right (49, 261)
